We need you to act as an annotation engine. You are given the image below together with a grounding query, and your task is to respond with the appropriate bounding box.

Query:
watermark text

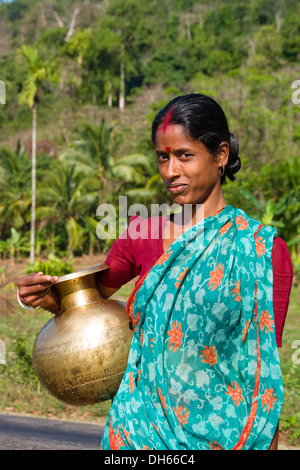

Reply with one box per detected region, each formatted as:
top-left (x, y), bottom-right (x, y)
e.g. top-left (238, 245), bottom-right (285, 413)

top-left (96, 197), bottom-right (205, 240)
top-left (291, 340), bottom-right (300, 365)
top-left (0, 80), bottom-right (5, 105)
top-left (291, 80), bottom-right (300, 105)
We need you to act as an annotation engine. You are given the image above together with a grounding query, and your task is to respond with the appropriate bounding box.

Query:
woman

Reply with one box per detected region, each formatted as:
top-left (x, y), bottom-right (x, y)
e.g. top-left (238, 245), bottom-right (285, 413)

top-left (18, 94), bottom-right (293, 450)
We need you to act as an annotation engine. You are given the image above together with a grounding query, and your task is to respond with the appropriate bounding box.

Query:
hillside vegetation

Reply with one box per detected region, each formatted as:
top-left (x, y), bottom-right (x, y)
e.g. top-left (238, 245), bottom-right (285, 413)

top-left (0, 0), bottom-right (299, 267)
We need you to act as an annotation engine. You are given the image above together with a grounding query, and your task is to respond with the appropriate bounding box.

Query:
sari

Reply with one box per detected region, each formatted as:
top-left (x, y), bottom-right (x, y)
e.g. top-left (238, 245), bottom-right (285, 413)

top-left (100, 205), bottom-right (283, 450)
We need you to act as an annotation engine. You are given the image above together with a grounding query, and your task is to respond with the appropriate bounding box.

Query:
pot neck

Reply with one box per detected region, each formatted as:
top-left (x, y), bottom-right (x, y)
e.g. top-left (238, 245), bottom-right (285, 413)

top-left (52, 274), bottom-right (103, 313)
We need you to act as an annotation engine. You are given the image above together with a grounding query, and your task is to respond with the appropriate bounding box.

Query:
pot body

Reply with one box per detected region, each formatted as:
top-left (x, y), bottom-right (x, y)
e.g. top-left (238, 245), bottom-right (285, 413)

top-left (32, 265), bottom-right (133, 406)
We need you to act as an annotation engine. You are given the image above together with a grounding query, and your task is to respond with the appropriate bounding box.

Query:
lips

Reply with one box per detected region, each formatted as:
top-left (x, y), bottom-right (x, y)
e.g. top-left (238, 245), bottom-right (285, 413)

top-left (168, 183), bottom-right (188, 194)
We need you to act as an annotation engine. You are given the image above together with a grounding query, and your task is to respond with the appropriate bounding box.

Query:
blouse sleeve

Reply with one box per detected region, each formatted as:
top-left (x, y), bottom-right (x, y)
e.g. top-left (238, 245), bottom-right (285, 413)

top-left (272, 237), bottom-right (293, 347)
top-left (99, 216), bottom-right (139, 289)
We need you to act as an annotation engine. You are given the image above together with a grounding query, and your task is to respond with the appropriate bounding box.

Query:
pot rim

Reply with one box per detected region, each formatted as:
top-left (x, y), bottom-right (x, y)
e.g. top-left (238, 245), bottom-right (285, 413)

top-left (55, 263), bottom-right (110, 284)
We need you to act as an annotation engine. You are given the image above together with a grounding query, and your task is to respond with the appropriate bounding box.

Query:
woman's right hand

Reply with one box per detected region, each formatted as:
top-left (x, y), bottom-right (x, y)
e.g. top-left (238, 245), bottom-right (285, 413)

top-left (18, 271), bottom-right (59, 313)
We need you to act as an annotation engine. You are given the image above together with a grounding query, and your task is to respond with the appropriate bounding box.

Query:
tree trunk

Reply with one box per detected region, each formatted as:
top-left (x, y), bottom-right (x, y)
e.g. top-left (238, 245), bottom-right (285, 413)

top-left (119, 60), bottom-right (125, 111)
top-left (107, 80), bottom-right (112, 107)
top-left (53, 10), bottom-right (64, 27)
top-left (65, 7), bottom-right (81, 42)
top-left (30, 104), bottom-right (37, 265)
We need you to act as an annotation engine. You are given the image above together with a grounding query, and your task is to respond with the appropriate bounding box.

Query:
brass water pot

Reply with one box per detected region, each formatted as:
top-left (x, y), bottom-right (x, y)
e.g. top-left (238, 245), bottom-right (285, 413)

top-left (32, 264), bottom-right (133, 406)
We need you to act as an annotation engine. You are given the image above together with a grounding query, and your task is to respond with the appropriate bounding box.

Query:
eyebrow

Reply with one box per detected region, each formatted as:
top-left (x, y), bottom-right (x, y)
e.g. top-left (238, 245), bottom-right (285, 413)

top-left (156, 147), bottom-right (193, 155)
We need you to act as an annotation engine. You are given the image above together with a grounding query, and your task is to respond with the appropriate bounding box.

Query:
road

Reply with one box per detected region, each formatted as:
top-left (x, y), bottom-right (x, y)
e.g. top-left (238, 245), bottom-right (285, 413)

top-left (0, 413), bottom-right (298, 450)
top-left (0, 413), bottom-right (104, 450)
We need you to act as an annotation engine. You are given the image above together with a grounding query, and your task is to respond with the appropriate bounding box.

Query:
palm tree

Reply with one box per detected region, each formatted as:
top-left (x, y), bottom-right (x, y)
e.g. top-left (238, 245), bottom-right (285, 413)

top-left (36, 159), bottom-right (101, 257)
top-left (18, 45), bottom-right (59, 264)
top-left (60, 119), bottom-right (153, 201)
top-left (0, 143), bottom-right (32, 237)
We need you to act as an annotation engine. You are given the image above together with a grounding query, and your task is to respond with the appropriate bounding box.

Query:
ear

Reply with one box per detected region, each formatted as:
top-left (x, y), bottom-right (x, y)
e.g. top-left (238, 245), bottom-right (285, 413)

top-left (217, 141), bottom-right (229, 167)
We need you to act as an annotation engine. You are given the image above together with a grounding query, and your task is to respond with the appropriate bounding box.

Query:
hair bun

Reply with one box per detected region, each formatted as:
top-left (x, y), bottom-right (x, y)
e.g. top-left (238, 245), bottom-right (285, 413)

top-left (224, 132), bottom-right (241, 182)
top-left (229, 133), bottom-right (239, 158)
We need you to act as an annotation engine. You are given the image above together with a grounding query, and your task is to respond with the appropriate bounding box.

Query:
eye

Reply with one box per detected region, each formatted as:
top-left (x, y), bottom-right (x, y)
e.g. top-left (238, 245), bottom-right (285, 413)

top-left (180, 153), bottom-right (193, 158)
top-left (156, 152), bottom-right (168, 161)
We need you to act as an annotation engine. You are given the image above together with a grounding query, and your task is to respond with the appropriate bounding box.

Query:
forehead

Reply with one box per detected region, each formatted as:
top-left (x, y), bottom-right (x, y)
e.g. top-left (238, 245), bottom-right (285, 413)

top-left (155, 124), bottom-right (193, 147)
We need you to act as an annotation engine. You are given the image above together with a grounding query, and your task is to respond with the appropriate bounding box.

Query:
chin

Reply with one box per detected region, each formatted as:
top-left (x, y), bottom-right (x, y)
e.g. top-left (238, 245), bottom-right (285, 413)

top-left (172, 194), bottom-right (203, 207)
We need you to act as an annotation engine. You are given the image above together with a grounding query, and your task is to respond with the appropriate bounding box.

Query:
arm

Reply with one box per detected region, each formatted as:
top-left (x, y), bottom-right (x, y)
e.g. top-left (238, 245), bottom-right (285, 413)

top-left (96, 220), bottom-right (139, 296)
top-left (272, 237), bottom-right (294, 347)
top-left (98, 284), bottom-right (119, 299)
top-left (18, 218), bottom-right (141, 312)
top-left (17, 273), bottom-right (121, 314)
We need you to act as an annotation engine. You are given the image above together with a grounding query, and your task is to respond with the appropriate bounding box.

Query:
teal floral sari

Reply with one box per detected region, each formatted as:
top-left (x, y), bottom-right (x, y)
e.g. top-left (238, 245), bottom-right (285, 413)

top-left (100, 205), bottom-right (283, 450)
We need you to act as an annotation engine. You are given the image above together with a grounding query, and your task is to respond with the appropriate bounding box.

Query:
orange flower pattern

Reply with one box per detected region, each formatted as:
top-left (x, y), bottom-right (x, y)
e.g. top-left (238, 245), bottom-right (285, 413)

top-left (231, 279), bottom-right (241, 301)
top-left (255, 236), bottom-right (266, 258)
top-left (219, 221), bottom-right (233, 236)
top-left (209, 441), bottom-right (224, 450)
top-left (242, 320), bottom-right (251, 342)
top-left (259, 310), bottom-right (274, 333)
top-left (168, 321), bottom-right (183, 352)
top-left (226, 381), bottom-right (244, 407)
top-left (131, 311), bottom-right (141, 332)
top-left (236, 214), bottom-right (249, 230)
top-left (158, 387), bottom-right (168, 413)
top-left (207, 263), bottom-right (224, 291)
top-left (129, 372), bottom-right (135, 394)
top-left (261, 388), bottom-right (278, 413)
top-left (109, 415), bottom-right (126, 450)
top-left (173, 405), bottom-right (190, 427)
top-left (100, 206), bottom-right (283, 451)
top-left (200, 345), bottom-right (218, 366)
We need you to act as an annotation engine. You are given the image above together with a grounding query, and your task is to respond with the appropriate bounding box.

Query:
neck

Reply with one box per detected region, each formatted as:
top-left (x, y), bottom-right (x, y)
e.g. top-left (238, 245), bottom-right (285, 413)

top-left (179, 191), bottom-right (227, 227)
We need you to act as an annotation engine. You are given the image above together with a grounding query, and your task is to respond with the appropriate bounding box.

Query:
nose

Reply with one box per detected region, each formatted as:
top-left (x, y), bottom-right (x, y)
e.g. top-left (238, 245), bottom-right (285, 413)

top-left (165, 156), bottom-right (181, 179)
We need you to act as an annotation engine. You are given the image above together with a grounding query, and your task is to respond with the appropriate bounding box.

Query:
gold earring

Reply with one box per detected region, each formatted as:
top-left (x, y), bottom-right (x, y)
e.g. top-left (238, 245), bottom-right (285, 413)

top-left (219, 166), bottom-right (225, 177)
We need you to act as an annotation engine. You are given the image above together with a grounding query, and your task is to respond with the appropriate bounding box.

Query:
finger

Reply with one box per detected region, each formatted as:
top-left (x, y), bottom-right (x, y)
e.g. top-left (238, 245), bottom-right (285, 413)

top-left (19, 284), bottom-right (51, 299)
top-left (30, 292), bottom-right (51, 307)
top-left (21, 288), bottom-right (51, 307)
top-left (19, 274), bottom-right (58, 287)
top-left (19, 283), bottom-right (53, 296)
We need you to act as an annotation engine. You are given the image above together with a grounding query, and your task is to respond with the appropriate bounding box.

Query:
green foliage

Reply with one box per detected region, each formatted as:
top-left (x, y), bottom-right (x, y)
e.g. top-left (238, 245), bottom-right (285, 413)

top-left (7, 335), bottom-right (37, 385)
top-left (0, 143), bottom-right (31, 236)
top-left (281, 14), bottom-right (300, 60)
top-left (280, 366), bottom-right (300, 445)
top-left (0, 227), bottom-right (29, 260)
top-left (5, 0), bottom-right (29, 22)
top-left (25, 253), bottom-right (73, 277)
top-left (0, 0), bottom-right (298, 269)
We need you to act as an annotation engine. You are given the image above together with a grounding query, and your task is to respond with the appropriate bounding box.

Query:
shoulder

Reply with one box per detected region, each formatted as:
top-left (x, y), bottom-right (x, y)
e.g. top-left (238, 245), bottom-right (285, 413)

top-left (233, 207), bottom-right (273, 236)
top-left (232, 207), bottom-right (293, 273)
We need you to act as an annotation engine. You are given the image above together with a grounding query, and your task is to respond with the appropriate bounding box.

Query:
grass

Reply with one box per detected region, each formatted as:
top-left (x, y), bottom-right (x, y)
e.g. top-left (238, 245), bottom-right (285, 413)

top-left (0, 262), bottom-right (299, 447)
top-left (277, 282), bottom-right (300, 446)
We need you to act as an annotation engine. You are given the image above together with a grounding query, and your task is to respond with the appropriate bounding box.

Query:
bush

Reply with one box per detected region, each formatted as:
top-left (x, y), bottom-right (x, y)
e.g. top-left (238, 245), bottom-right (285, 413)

top-left (25, 254), bottom-right (73, 277)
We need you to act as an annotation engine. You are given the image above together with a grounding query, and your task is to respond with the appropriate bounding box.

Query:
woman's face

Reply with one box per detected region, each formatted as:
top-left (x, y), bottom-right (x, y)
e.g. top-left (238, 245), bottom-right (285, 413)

top-left (155, 124), bottom-right (227, 207)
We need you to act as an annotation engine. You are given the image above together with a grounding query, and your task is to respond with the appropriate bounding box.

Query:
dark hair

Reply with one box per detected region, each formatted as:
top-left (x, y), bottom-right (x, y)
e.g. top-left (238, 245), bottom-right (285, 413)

top-left (151, 94), bottom-right (241, 184)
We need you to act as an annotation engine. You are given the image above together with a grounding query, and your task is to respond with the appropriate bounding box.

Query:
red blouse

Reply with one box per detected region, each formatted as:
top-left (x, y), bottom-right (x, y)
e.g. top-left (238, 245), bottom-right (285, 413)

top-left (101, 216), bottom-right (293, 348)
